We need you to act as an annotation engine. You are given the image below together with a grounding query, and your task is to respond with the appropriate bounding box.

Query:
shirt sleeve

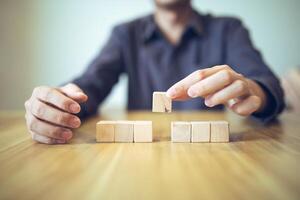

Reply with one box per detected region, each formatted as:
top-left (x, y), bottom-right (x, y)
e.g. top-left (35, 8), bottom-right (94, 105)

top-left (71, 26), bottom-right (125, 119)
top-left (224, 18), bottom-right (285, 123)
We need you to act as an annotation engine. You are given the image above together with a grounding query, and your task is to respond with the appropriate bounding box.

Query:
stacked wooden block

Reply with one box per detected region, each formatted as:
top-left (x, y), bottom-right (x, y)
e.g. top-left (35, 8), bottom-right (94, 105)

top-left (171, 121), bottom-right (229, 143)
top-left (96, 121), bottom-right (152, 143)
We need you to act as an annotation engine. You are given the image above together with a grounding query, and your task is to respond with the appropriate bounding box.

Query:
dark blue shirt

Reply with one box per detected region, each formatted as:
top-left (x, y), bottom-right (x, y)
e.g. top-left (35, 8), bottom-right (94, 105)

top-left (73, 11), bottom-right (285, 122)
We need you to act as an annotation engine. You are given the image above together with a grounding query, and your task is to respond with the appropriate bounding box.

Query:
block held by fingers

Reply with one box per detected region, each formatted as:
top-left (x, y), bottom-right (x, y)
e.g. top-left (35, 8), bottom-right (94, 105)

top-left (152, 92), bottom-right (172, 113)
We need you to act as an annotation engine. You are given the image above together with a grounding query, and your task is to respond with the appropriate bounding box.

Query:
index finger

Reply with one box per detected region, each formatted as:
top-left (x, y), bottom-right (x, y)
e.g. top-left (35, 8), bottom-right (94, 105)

top-left (33, 86), bottom-right (81, 114)
top-left (166, 65), bottom-right (230, 100)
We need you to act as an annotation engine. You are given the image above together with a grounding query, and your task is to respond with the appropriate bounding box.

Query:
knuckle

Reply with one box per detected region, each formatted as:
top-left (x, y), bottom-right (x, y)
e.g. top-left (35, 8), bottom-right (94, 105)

top-left (236, 80), bottom-right (247, 92)
top-left (196, 70), bottom-right (205, 80)
top-left (65, 83), bottom-right (75, 89)
top-left (24, 100), bottom-right (29, 109)
top-left (34, 104), bottom-right (45, 117)
top-left (222, 64), bottom-right (231, 70)
top-left (25, 112), bottom-right (30, 123)
top-left (28, 117), bottom-right (38, 131)
top-left (33, 86), bottom-right (53, 101)
top-left (42, 88), bottom-right (53, 101)
top-left (221, 70), bottom-right (232, 84)
top-left (32, 87), bottom-right (40, 95)
top-left (65, 83), bottom-right (72, 87)
top-left (33, 86), bottom-right (44, 96)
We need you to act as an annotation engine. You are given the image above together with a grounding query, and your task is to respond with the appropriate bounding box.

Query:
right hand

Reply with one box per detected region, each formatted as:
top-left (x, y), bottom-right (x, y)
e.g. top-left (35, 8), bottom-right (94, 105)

top-left (24, 83), bottom-right (88, 144)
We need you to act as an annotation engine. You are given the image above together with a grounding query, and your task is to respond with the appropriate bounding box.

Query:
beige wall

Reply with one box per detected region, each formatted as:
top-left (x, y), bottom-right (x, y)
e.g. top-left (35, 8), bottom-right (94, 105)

top-left (1, 0), bottom-right (300, 111)
top-left (0, 1), bottom-right (39, 109)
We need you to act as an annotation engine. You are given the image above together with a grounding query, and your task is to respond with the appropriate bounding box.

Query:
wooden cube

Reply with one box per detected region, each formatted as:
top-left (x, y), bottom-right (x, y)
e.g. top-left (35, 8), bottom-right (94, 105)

top-left (96, 121), bottom-right (115, 142)
top-left (152, 92), bottom-right (172, 113)
top-left (134, 121), bottom-right (153, 142)
top-left (171, 122), bottom-right (191, 143)
top-left (210, 121), bottom-right (229, 143)
top-left (191, 121), bottom-right (210, 143)
top-left (114, 121), bottom-right (134, 142)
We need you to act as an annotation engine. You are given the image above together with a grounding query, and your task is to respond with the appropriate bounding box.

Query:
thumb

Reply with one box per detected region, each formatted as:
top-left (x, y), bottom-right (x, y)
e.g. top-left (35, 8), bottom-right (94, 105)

top-left (59, 83), bottom-right (88, 103)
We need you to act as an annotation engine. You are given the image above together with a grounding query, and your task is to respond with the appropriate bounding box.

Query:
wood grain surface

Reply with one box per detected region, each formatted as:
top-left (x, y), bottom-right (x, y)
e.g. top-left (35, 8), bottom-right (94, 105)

top-left (0, 110), bottom-right (300, 200)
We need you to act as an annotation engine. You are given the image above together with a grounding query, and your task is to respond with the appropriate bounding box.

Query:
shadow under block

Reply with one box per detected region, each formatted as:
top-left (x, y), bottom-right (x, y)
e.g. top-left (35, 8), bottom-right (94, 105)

top-left (210, 121), bottom-right (229, 143)
top-left (115, 121), bottom-right (134, 142)
top-left (171, 122), bottom-right (191, 142)
top-left (152, 92), bottom-right (172, 113)
top-left (96, 121), bottom-right (115, 142)
top-left (134, 121), bottom-right (153, 142)
top-left (191, 121), bottom-right (210, 142)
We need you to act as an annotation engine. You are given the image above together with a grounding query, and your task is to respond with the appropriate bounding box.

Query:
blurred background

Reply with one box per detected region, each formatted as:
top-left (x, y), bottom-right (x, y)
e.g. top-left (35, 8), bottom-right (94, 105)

top-left (1, 0), bottom-right (300, 112)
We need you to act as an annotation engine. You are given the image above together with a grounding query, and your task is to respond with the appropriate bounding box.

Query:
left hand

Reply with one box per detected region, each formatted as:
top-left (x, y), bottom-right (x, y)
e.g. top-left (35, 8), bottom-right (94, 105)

top-left (166, 65), bottom-right (267, 116)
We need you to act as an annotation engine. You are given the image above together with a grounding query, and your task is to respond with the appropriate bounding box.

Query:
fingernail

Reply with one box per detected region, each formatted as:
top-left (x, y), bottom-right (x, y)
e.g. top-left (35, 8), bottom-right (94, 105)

top-left (205, 99), bottom-right (214, 107)
top-left (69, 103), bottom-right (80, 113)
top-left (188, 89), bottom-right (197, 98)
top-left (166, 88), bottom-right (177, 98)
top-left (71, 117), bottom-right (81, 128)
top-left (61, 131), bottom-right (72, 139)
top-left (75, 92), bottom-right (85, 97)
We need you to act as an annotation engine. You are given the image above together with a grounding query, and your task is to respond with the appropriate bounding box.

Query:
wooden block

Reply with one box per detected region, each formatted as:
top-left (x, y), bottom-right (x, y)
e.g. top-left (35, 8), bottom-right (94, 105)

top-left (114, 121), bottom-right (134, 142)
top-left (191, 121), bottom-right (210, 143)
top-left (134, 121), bottom-right (153, 143)
top-left (171, 122), bottom-right (191, 143)
top-left (96, 121), bottom-right (115, 142)
top-left (152, 92), bottom-right (172, 113)
top-left (210, 121), bottom-right (229, 143)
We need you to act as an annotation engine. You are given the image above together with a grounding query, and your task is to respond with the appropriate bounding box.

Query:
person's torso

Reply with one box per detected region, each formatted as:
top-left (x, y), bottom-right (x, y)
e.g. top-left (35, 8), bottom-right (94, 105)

top-left (118, 12), bottom-right (229, 111)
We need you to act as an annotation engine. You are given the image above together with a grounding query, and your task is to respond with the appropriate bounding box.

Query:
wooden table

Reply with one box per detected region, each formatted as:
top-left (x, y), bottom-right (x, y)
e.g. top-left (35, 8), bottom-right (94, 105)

top-left (0, 110), bottom-right (300, 200)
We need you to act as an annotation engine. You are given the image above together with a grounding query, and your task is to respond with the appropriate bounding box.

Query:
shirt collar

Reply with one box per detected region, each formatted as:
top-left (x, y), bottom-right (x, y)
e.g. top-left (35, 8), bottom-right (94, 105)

top-left (186, 10), bottom-right (204, 36)
top-left (143, 10), bottom-right (204, 43)
top-left (143, 15), bottom-right (159, 43)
